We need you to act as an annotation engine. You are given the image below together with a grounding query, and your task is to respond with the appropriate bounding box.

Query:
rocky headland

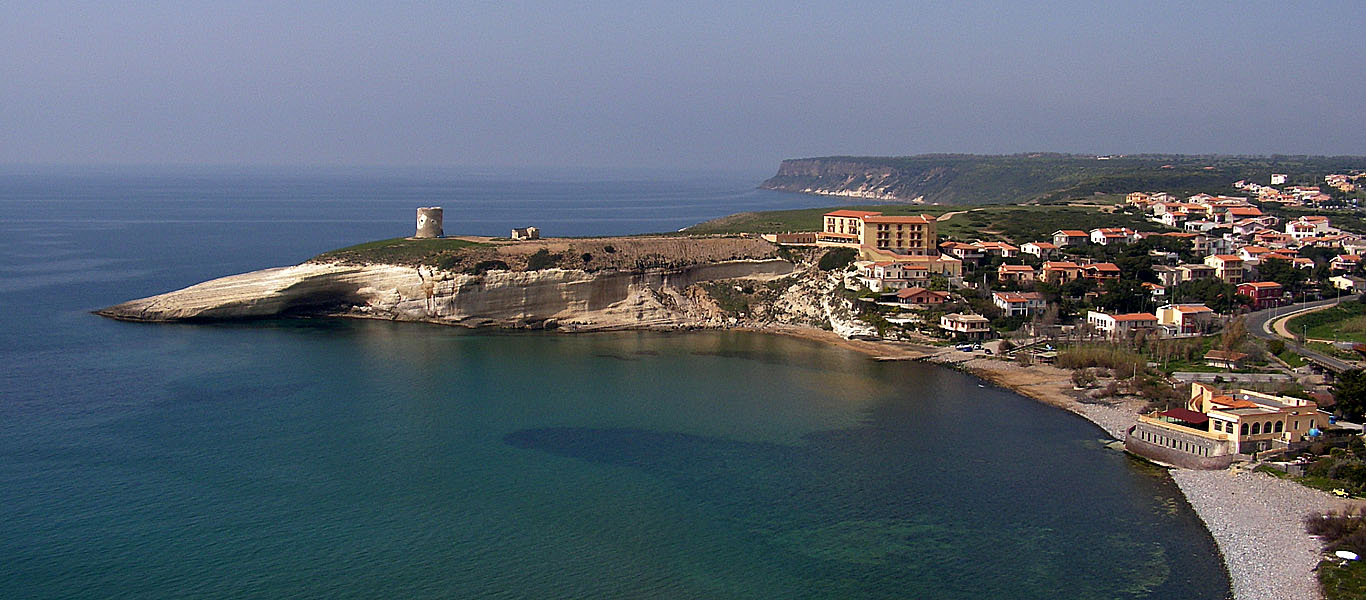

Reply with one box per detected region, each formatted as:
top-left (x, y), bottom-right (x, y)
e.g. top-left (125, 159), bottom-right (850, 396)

top-left (97, 230), bottom-right (1352, 600)
top-left (96, 235), bottom-right (835, 331)
top-left (760, 154), bottom-right (1366, 205)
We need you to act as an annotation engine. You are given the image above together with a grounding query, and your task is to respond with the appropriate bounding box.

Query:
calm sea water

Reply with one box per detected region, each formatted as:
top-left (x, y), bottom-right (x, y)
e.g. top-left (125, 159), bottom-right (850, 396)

top-left (0, 168), bottom-right (1230, 598)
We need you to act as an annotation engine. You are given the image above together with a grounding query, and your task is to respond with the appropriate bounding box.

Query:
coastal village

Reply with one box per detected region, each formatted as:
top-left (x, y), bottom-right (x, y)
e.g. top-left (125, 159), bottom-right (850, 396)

top-left (748, 171), bottom-right (1366, 598)
top-left (102, 167), bottom-right (1366, 599)
top-left (759, 172), bottom-right (1366, 466)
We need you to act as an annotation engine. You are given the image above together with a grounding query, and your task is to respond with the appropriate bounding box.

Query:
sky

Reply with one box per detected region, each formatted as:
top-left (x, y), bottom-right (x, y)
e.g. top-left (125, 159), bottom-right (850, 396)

top-left (2, 1), bottom-right (1362, 173)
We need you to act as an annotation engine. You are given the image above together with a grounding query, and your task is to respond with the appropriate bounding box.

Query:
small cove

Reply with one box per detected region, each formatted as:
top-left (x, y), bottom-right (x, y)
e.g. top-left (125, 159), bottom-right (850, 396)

top-left (0, 169), bottom-right (1231, 598)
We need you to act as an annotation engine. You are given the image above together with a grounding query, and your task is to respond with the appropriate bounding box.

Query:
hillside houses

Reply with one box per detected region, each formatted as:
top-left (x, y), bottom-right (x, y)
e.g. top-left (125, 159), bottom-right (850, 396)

top-left (1157, 303), bottom-right (1215, 335)
top-left (1087, 311), bottom-right (1158, 339)
top-left (817, 176), bottom-right (1363, 344)
top-left (1091, 227), bottom-right (1141, 245)
top-left (996, 263), bottom-right (1035, 283)
top-left (993, 291), bottom-right (1046, 316)
top-left (1053, 230), bottom-right (1089, 247)
top-left (1021, 241), bottom-right (1058, 259)
top-left (853, 261), bottom-right (929, 292)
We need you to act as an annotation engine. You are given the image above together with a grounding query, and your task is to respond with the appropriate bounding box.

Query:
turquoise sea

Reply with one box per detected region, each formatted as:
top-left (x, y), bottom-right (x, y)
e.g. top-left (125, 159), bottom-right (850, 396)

top-left (0, 168), bottom-right (1230, 598)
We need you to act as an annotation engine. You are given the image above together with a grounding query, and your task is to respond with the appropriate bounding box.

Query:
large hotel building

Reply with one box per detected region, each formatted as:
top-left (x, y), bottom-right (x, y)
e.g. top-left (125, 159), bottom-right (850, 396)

top-left (820, 210), bottom-right (937, 256)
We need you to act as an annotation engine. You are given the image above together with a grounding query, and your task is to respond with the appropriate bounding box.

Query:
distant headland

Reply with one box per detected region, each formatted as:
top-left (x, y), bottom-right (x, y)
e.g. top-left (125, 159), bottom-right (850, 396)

top-left (760, 153), bottom-right (1366, 205)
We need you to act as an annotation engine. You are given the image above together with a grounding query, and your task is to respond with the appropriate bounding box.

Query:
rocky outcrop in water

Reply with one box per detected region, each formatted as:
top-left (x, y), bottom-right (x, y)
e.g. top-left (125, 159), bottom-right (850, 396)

top-left (97, 259), bottom-right (807, 331)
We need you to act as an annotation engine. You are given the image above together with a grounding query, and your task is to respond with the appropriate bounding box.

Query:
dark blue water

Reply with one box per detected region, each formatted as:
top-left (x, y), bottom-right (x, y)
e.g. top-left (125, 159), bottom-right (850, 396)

top-left (0, 168), bottom-right (1230, 598)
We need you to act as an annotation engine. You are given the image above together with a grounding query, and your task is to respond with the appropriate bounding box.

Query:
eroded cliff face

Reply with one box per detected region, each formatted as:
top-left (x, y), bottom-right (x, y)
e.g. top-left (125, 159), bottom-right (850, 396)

top-left (97, 259), bottom-right (812, 331)
top-left (760, 158), bottom-right (946, 203)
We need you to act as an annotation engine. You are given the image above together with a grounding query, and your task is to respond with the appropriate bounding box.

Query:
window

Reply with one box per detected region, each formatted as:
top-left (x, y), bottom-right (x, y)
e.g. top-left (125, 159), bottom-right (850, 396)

top-left (1275, 421), bottom-right (1283, 433)
top-left (1241, 423), bottom-right (1249, 436)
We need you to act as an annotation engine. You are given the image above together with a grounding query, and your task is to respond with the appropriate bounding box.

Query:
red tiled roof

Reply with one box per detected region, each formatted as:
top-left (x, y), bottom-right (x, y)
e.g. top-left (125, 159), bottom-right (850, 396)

top-left (1160, 408), bottom-right (1209, 424)
top-left (994, 291), bottom-right (1043, 302)
top-left (1112, 313), bottom-right (1158, 322)
top-left (825, 210), bottom-right (881, 218)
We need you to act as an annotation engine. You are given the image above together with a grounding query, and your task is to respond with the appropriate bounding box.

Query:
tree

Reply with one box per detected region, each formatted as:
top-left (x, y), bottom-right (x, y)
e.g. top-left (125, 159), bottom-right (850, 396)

top-left (818, 248), bottom-right (858, 271)
top-left (1173, 278), bottom-right (1249, 314)
top-left (1220, 317), bottom-right (1248, 359)
top-left (1256, 257), bottom-right (1309, 293)
top-left (1097, 279), bottom-right (1149, 313)
top-left (1334, 369), bottom-right (1366, 421)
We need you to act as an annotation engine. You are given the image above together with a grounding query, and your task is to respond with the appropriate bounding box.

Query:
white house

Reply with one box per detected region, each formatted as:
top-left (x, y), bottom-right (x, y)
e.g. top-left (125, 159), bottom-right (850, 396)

top-left (940, 313), bottom-right (991, 339)
top-left (854, 261), bottom-right (930, 292)
top-left (1090, 227), bottom-right (1139, 246)
top-left (992, 291), bottom-right (1047, 317)
top-left (1087, 311), bottom-right (1158, 338)
top-left (1021, 241), bottom-right (1058, 259)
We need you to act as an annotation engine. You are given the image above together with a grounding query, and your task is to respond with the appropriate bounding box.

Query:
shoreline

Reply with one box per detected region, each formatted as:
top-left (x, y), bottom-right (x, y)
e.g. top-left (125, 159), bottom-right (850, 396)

top-left (760, 324), bottom-right (1355, 600)
top-left (110, 303), bottom-right (1342, 599)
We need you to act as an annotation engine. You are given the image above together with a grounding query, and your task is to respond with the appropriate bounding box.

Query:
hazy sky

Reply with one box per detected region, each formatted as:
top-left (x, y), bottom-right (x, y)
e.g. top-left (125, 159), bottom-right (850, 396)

top-left (2, 2), bottom-right (1362, 172)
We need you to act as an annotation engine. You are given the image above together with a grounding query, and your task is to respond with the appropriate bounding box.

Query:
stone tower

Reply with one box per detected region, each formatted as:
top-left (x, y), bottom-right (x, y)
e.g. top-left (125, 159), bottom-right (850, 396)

top-left (415, 207), bottom-right (444, 238)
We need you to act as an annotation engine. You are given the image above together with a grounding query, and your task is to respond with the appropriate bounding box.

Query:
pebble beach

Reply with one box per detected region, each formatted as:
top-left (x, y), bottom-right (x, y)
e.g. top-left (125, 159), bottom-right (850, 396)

top-left (802, 337), bottom-right (1352, 600)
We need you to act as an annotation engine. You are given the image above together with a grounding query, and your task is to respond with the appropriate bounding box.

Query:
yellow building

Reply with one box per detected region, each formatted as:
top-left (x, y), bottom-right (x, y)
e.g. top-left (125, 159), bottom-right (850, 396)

top-left (817, 210), bottom-right (880, 247)
top-left (819, 210), bottom-right (938, 256)
top-left (1125, 383), bottom-right (1321, 469)
top-left (860, 214), bottom-right (937, 255)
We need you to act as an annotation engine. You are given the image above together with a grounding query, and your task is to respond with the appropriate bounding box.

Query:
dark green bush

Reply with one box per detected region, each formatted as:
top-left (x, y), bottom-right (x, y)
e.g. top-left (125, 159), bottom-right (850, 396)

top-left (466, 260), bottom-right (509, 274)
top-left (818, 248), bottom-right (858, 271)
top-left (526, 249), bottom-right (561, 270)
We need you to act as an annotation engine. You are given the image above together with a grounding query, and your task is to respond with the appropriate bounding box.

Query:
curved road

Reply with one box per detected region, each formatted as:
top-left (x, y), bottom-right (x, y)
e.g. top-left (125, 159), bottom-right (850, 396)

top-left (1246, 294), bottom-right (1362, 372)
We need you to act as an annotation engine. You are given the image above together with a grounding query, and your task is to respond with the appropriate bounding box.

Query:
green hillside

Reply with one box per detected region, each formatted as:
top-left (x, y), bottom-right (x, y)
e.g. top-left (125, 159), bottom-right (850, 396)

top-left (761, 153), bottom-right (1366, 205)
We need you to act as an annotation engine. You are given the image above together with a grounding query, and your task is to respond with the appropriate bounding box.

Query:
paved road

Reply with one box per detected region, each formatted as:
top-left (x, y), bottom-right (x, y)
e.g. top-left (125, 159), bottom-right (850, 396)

top-left (1246, 294), bottom-right (1361, 372)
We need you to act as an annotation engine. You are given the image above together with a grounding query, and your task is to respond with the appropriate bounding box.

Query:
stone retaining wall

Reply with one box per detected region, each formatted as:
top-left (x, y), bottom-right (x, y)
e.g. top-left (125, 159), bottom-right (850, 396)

top-left (1125, 422), bottom-right (1243, 470)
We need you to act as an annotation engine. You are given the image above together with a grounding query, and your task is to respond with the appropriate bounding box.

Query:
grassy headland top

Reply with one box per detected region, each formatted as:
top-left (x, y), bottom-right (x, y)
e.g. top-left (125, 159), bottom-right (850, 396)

top-left (761, 153), bottom-right (1366, 205)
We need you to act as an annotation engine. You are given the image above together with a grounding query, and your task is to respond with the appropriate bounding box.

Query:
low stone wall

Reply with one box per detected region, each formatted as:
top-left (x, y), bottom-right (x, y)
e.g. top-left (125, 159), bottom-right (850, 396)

top-left (1170, 372), bottom-right (1293, 384)
top-left (1125, 422), bottom-right (1243, 470)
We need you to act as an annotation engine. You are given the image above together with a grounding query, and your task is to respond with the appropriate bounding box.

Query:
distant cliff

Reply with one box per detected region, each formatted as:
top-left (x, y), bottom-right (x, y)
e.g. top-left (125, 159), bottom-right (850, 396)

top-left (760, 154), bottom-right (1366, 205)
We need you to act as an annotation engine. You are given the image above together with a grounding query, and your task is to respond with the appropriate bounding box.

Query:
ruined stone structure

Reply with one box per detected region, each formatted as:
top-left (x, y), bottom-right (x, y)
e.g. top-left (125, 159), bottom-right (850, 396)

top-left (416, 207), bottom-right (444, 238)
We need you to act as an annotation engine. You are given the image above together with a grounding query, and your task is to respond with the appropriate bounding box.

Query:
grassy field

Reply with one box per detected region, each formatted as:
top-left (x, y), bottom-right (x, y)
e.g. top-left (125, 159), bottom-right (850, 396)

top-left (1319, 559), bottom-right (1366, 600)
top-left (1288, 302), bottom-right (1366, 344)
top-left (685, 203), bottom-right (1165, 243)
top-left (310, 237), bottom-right (486, 265)
top-left (1276, 348), bottom-right (1309, 368)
